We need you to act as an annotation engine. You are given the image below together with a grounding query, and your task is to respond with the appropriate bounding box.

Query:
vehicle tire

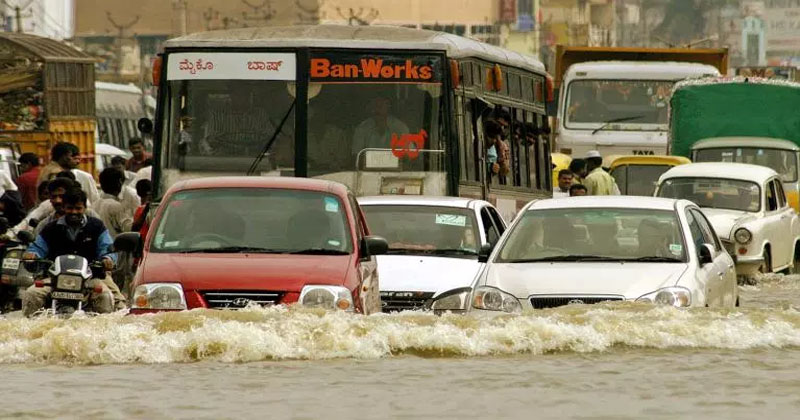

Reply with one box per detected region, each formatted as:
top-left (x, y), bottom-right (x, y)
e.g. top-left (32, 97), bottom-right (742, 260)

top-left (735, 297), bottom-right (740, 307)
top-left (746, 248), bottom-right (772, 285)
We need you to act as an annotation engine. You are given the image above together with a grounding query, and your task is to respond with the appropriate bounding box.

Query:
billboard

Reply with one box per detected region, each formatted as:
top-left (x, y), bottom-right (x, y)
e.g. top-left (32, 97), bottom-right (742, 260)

top-left (765, 0), bottom-right (800, 51)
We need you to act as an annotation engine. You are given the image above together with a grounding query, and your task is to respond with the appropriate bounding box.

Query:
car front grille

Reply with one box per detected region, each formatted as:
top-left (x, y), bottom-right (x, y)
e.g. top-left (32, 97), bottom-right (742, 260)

top-left (380, 291), bottom-right (435, 312)
top-left (530, 295), bottom-right (624, 309)
top-left (201, 290), bottom-right (284, 309)
top-left (721, 239), bottom-right (736, 257)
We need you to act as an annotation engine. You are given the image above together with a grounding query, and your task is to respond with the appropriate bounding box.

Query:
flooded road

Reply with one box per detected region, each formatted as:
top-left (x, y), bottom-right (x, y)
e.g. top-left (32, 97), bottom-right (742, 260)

top-left (2, 275), bottom-right (800, 419)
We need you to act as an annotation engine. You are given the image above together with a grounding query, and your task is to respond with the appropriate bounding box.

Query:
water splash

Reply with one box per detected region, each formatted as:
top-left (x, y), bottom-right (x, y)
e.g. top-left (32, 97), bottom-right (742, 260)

top-left (1, 303), bottom-right (799, 365)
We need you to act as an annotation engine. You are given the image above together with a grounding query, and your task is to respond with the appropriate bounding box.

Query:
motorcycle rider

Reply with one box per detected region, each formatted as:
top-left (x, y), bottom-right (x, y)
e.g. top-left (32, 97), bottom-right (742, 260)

top-left (21, 189), bottom-right (122, 316)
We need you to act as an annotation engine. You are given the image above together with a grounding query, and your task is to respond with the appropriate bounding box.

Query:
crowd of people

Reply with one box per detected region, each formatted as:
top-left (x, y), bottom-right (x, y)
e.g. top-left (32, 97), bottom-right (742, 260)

top-left (0, 139), bottom-right (153, 316)
top-left (553, 150), bottom-right (620, 197)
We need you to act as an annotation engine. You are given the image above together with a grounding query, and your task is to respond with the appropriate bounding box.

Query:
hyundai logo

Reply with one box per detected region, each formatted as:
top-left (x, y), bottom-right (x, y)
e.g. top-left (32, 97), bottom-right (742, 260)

top-left (231, 298), bottom-right (252, 307)
top-left (567, 299), bottom-right (584, 305)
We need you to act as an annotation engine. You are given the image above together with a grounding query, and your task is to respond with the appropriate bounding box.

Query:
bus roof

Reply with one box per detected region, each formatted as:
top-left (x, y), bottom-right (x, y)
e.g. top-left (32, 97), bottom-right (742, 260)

top-left (165, 24), bottom-right (546, 74)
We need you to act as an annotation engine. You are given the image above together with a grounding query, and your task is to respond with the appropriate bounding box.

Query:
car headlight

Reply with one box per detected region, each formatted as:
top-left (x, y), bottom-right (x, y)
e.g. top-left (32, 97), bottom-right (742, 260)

top-left (299, 285), bottom-right (354, 312)
top-left (133, 283), bottom-right (187, 310)
top-left (56, 274), bottom-right (83, 291)
top-left (427, 287), bottom-right (472, 312)
top-left (734, 228), bottom-right (752, 244)
top-left (636, 286), bottom-right (692, 307)
top-left (472, 286), bottom-right (522, 314)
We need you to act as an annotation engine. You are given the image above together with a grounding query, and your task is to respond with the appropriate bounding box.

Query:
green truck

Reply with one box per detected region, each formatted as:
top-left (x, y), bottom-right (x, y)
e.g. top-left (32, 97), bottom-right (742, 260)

top-left (669, 78), bottom-right (800, 212)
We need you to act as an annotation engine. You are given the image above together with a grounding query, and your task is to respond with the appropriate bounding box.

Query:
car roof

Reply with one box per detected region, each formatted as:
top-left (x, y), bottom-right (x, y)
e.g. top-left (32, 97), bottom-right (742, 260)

top-left (608, 155), bottom-right (692, 168)
top-left (691, 137), bottom-right (800, 151)
top-left (659, 162), bottom-right (778, 183)
top-left (567, 61), bottom-right (719, 80)
top-left (528, 196), bottom-right (685, 211)
top-left (168, 176), bottom-right (349, 196)
top-left (358, 195), bottom-right (484, 209)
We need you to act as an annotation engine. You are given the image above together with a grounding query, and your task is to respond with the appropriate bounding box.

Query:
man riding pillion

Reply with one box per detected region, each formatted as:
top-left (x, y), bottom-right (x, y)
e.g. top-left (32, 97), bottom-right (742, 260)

top-left (21, 189), bottom-right (125, 316)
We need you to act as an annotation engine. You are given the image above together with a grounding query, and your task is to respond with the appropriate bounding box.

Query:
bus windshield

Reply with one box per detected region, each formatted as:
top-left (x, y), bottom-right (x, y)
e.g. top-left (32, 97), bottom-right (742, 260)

top-left (160, 51), bottom-right (445, 193)
top-left (564, 80), bottom-right (674, 131)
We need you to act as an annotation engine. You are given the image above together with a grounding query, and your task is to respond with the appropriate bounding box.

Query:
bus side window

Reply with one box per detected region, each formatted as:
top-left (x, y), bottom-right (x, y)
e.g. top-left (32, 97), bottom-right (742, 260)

top-left (456, 95), bottom-right (467, 182)
top-left (525, 111), bottom-right (540, 189)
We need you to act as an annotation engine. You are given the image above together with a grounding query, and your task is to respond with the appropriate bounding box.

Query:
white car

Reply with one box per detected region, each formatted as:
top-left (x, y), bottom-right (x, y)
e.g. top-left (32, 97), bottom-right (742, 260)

top-left (358, 196), bottom-right (507, 312)
top-left (428, 196), bottom-right (738, 314)
top-left (656, 162), bottom-right (800, 280)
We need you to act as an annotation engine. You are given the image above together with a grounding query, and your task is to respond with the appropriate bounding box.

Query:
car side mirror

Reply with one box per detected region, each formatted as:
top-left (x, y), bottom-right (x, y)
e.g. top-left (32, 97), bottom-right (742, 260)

top-left (16, 230), bottom-right (34, 245)
top-left (361, 235), bottom-right (388, 258)
top-left (478, 243), bottom-right (494, 263)
top-left (699, 243), bottom-right (715, 266)
top-left (114, 232), bottom-right (142, 253)
top-left (137, 117), bottom-right (154, 135)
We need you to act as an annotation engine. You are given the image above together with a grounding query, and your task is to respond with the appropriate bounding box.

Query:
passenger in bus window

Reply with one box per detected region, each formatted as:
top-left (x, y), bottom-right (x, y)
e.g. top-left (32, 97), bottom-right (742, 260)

top-left (483, 119), bottom-right (510, 181)
top-left (126, 138), bottom-right (152, 173)
top-left (351, 96), bottom-right (408, 160)
top-left (308, 107), bottom-right (348, 175)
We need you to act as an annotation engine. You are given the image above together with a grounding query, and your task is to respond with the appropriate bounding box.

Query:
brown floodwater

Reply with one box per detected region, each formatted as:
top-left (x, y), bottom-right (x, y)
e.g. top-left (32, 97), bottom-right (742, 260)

top-left (1, 274), bottom-right (799, 419)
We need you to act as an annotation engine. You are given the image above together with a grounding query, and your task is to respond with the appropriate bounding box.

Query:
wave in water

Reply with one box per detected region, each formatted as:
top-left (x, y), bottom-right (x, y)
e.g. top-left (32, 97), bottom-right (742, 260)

top-left (1, 303), bottom-right (799, 364)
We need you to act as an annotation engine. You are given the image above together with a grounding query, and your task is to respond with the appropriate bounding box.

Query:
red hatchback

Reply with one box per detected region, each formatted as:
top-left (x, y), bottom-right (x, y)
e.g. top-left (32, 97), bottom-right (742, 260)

top-left (116, 177), bottom-right (387, 314)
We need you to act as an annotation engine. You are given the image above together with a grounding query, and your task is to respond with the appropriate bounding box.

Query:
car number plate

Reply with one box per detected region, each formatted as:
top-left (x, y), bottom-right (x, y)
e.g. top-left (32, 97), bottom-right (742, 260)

top-left (51, 291), bottom-right (84, 300)
top-left (2, 258), bottom-right (20, 271)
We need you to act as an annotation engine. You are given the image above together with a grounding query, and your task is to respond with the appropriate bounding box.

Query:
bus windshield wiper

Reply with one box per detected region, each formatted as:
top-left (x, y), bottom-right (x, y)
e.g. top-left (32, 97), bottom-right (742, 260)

top-left (507, 255), bottom-right (623, 263)
top-left (592, 115), bottom-right (644, 134)
top-left (246, 100), bottom-right (296, 175)
top-left (180, 246), bottom-right (287, 254)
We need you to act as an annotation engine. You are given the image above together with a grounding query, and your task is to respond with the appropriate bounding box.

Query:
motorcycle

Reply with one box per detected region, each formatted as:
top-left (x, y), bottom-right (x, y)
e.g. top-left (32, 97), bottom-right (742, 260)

top-left (0, 218), bottom-right (35, 313)
top-left (27, 255), bottom-right (109, 316)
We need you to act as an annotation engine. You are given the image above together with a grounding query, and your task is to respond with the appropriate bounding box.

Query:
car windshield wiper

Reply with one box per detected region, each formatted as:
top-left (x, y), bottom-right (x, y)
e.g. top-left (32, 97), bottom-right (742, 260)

top-left (624, 256), bottom-right (684, 263)
top-left (592, 115), bottom-right (644, 134)
top-left (507, 255), bottom-right (624, 263)
top-left (246, 100), bottom-right (296, 175)
top-left (180, 246), bottom-right (287, 254)
top-left (289, 248), bottom-right (349, 255)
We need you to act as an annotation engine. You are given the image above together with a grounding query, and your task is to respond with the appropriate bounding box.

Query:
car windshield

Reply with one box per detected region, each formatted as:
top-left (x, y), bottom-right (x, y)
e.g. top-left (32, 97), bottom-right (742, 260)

top-left (694, 147), bottom-right (798, 182)
top-left (657, 177), bottom-right (761, 212)
top-left (496, 208), bottom-right (686, 263)
top-left (611, 164), bottom-right (673, 196)
top-left (361, 205), bottom-right (480, 256)
top-left (151, 188), bottom-right (352, 254)
top-left (565, 80), bottom-right (674, 131)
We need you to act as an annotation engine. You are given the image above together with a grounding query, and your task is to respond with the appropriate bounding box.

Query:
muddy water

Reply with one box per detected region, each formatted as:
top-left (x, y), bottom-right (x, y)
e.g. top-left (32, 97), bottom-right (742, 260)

top-left (2, 275), bottom-right (800, 419)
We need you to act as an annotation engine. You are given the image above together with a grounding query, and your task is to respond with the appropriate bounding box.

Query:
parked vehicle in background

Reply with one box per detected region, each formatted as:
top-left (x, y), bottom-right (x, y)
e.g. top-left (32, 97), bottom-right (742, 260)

top-left (430, 196), bottom-right (738, 313)
top-left (656, 163), bottom-right (800, 282)
top-left (551, 45), bottom-right (726, 161)
top-left (120, 177), bottom-right (388, 314)
top-left (669, 78), bottom-right (800, 212)
top-left (95, 82), bottom-right (155, 150)
top-left (0, 140), bottom-right (21, 181)
top-left (608, 155), bottom-right (690, 196)
top-left (142, 25), bottom-right (553, 220)
top-left (359, 196), bottom-right (506, 312)
top-left (0, 32), bottom-right (97, 175)
top-left (691, 138), bottom-right (800, 212)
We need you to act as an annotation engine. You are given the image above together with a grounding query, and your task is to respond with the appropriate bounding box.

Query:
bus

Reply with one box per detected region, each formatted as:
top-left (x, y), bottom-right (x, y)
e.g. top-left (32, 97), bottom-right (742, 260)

top-left (144, 25), bottom-right (553, 220)
top-left (96, 81), bottom-right (155, 149)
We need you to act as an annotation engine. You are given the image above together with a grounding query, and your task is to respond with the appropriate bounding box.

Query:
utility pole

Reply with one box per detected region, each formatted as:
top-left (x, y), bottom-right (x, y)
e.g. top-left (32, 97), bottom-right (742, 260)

top-left (106, 12), bottom-right (140, 79)
top-left (241, 0), bottom-right (276, 27)
top-left (1, 0), bottom-right (34, 33)
top-left (173, 0), bottom-right (188, 36)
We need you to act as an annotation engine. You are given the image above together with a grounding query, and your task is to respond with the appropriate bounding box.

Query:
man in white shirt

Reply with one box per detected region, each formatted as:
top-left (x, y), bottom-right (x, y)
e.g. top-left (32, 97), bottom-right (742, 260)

top-left (553, 169), bottom-right (574, 197)
top-left (94, 168), bottom-right (133, 237)
top-left (352, 96), bottom-right (409, 160)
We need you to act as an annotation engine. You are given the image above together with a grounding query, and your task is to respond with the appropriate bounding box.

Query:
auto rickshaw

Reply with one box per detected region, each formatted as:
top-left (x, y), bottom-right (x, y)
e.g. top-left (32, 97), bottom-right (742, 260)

top-left (608, 155), bottom-right (691, 196)
top-left (551, 152), bottom-right (572, 188)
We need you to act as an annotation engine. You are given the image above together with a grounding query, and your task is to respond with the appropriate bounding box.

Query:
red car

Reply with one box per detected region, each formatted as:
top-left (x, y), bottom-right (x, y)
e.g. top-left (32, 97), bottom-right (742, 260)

top-left (115, 177), bottom-right (387, 314)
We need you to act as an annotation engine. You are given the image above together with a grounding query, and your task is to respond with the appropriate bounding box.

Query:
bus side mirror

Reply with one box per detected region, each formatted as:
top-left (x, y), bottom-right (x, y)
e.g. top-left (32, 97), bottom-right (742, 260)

top-left (138, 118), bottom-right (154, 135)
